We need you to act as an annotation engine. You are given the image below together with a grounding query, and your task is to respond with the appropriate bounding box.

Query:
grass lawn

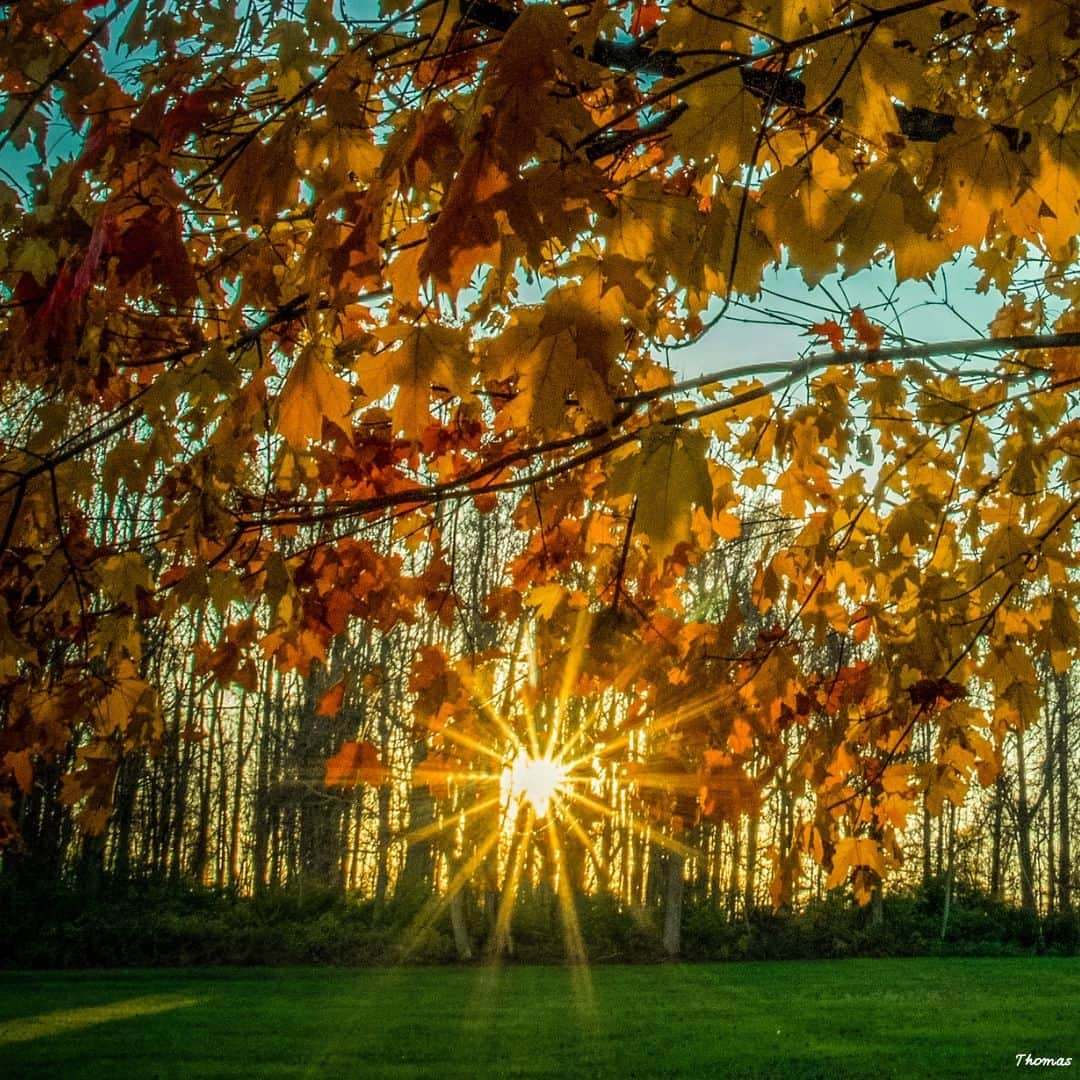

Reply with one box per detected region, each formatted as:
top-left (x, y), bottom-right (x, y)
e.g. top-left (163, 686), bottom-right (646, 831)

top-left (0, 959), bottom-right (1077, 1078)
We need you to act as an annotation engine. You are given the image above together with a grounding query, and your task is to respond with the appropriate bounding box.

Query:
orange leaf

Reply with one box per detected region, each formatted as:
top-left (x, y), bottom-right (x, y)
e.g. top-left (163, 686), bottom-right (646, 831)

top-left (317, 679), bottom-right (346, 718)
top-left (699, 760), bottom-right (759, 824)
top-left (826, 660), bottom-right (873, 713)
top-left (325, 740), bottom-right (387, 788)
top-left (278, 341), bottom-right (352, 446)
top-left (4, 750), bottom-right (32, 794)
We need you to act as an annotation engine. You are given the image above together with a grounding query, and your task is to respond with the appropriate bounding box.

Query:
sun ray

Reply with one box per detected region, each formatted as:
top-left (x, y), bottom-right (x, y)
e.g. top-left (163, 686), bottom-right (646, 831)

top-left (564, 789), bottom-right (700, 861)
top-left (398, 826), bottom-right (503, 960)
top-left (547, 608), bottom-right (593, 759)
top-left (392, 634), bottom-right (722, 967)
top-left (0, 996), bottom-right (199, 1046)
top-left (544, 816), bottom-right (589, 967)
top-left (490, 802), bottom-right (534, 956)
top-left (454, 664), bottom-right (529, 756)
top-left (425, 723), bottom-right (508, 765)
top-left (404, 793), bottom-right (503, 847)
top-left (550, 790), bottom-right (611, 892)
top-left (591, 688), bottom-right (727, 762)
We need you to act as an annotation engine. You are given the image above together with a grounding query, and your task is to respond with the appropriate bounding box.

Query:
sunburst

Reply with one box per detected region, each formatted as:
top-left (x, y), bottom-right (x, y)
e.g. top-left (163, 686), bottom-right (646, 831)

top-left (393, 611), bottom-right (714, 967)
top-left (503, 750), bottom-right (569, 819)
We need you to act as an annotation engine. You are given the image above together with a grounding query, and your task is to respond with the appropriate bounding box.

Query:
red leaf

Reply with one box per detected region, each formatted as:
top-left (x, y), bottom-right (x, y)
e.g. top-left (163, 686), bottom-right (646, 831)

top-left (849, 307), bottom-right (884, 349)
top-left (809, 319), bottom-right (845, 351)
top-left (826, 660), bottom-right (873, 713)
top-left (630, 2), bottom-right (664, 36)
top-left (325, 741), bottom-right (386, 788)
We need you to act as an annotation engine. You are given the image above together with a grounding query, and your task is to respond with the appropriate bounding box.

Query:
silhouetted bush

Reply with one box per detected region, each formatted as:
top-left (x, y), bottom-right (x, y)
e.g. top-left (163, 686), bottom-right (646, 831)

top-left (0, 872), bottom-right (1075, 967)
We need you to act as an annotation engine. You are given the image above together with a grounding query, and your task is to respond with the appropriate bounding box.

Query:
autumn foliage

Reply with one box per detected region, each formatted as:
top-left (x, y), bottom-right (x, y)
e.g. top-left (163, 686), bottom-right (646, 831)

top-left (2, 0), bottom-right (1080, 913)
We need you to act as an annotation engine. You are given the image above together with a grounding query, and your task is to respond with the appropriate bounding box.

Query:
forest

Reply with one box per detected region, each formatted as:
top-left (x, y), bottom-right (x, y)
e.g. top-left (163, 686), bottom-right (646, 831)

top-left (1, 0), bottom-right (1079, 965)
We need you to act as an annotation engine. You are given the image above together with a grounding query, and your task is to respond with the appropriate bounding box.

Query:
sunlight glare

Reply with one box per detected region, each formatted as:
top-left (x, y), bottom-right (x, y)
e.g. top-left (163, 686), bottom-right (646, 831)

top-left (506, 751), bottom-right (566, 818)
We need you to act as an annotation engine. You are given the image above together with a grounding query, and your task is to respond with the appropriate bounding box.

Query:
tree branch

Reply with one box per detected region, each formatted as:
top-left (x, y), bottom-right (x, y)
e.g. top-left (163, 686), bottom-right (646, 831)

top-left (236, 330), bottom-right (1080, 530)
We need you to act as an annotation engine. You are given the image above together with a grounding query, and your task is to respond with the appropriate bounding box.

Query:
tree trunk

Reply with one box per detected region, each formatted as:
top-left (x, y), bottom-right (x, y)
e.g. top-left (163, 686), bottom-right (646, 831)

top-left (1056, 671), bottom-right (1072, 912)
top-left (727, 819), bottom-right (741, 919)
top-left (743, 811), bottom-right (760, 916)
top-left (662, 851), bottom-right (685, 958)
top-left (1016, 728), bottom-right (1038, 913)
top-left (921, 796), bottom-right (933, 885)
top-left (990, 778), bottom-right (1005, 900)
top-left (941, 803), bottom-right (956, 940)
top-left (449, 874), bottom-right (474, 960)
top-left (111, 750), bottom-right (142, 885)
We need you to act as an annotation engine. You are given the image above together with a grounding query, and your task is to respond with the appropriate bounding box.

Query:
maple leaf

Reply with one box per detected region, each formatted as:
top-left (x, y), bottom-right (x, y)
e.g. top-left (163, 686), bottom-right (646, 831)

top-left (418, 115), bottom-right (509, 292)
top-left (3, 750), bottom-right (32, 794)
top-left (809, 319), bottom-right (845, 351)
top-left (758, 149), bottom-right (851, 284)
top-left (629, 2), bottom-right (664, 37)
top-left (699, 760), bottom-right (758, 824)
top-left (488, 288), bottom-right (618, 436)
top-left (825, 661), bottom-right (873, 714)
top-left (221, 117), bottom-right (302, 223)
top-left (826, 837), bottom-right (885, 891)
top-left (278, 341), bottom-right (353, 446)
top-left (607, 427), bottom-right (713, 559)
top-left (325, 741), bottom-right (387, 789)
top-left (677, 68), bottom-right (760, 181)
top-left (359, 324), bottom-right (472, 440)
top-left (848, 308), bottom-right (883, 350)
top-left (804, 27), bottom-right (925, 142)
top-left (907, 678), bottom-right (967, 709)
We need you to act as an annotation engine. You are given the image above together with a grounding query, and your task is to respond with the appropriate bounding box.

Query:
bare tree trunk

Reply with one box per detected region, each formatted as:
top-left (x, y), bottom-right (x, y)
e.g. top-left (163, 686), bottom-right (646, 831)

top-left (111, 750), bottom-right (142, 884)
top-left (189, 686), bottom-right (218, 884)
top-left (941, 803), bottom-right (956, 940)
top-left (743, 811), bottom-right (760, 916)
top-left (1016, 728), bottom-right (1038, 913)
top-left (229, 692), bottom-right (249, 888)
top-left (1055, 670), bottom-right (1072, 912)
top-left (252, 666), bottom-right (277, 892)
top-left (448, 861), bottom-right (474, 960)
top-left (727, 819), bottom-right (741, 919)
top-left (662, 851), bottom-right (685, 958)
top-left (922, 795), bottom-right (933, 885)
top-left (990, 778), bottom-right (1005, 900)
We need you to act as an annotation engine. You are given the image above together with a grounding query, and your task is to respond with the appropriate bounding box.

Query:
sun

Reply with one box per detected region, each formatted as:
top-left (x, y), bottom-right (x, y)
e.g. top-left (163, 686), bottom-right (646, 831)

top-left (504, 750), bottom-right (568, 819)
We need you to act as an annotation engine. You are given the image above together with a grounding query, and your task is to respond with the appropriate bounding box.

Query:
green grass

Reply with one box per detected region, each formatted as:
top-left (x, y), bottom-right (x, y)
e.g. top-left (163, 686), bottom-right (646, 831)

top-left (1, 959), bottom-right (1077, 1078)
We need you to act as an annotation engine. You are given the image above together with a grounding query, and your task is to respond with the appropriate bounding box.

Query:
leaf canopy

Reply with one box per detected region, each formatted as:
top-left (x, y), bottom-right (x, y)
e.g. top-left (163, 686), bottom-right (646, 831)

top-left (2, 0), bottom-right (1080, 903)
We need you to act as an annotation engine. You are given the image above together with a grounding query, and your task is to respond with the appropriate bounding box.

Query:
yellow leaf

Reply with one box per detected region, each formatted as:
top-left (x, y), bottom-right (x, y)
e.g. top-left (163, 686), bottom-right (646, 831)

top-left (359, 324), bottom-right (472, 440)
top-left (677, 69), bottom-right (759, 180)
top-left (221, 117), bottom-right (301, 222)
top-left (607, 427), bottom-right (713, 559)
top-left (757, 148), bottom-right (851, 284)
top-left (488, 289), bottom-right (617, 436)
top-left (826, 836), bottom-right (885, 890)
top-left (526, 582), bottom-right (565, 620)
top-left (4, 750), bottom-right (32, 794)
top-left (278, 341), bottom-right (353, 446)
top-left (804, 29), bottom-right (925, 142)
